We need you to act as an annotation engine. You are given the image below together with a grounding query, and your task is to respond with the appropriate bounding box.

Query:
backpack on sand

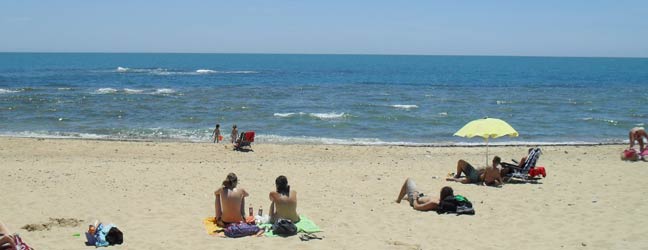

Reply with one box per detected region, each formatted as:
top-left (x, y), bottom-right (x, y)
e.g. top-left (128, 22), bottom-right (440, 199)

top-left (272, 219), bottom-right (297, 236)
top-left (437, 195), bottom-right (475, 215)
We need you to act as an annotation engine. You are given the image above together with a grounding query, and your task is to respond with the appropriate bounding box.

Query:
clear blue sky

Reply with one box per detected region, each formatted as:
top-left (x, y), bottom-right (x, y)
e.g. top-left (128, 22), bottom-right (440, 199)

top-left (1, 0), bottom-right (647, 57)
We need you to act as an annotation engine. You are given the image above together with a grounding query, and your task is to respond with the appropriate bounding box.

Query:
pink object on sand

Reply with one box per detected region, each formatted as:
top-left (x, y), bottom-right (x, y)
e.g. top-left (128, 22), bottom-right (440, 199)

top-left (641, 148), bottom-right (648, 156)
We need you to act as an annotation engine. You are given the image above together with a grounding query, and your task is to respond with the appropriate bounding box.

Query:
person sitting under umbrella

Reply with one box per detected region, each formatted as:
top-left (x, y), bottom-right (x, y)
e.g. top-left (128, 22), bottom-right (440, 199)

top-left (446, 156), bottom-right (503, 187)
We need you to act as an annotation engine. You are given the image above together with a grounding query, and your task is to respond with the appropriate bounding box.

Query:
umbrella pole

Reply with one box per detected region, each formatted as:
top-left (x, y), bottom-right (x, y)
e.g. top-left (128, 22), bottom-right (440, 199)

top-left (485, 138), bottom-right (489, 166)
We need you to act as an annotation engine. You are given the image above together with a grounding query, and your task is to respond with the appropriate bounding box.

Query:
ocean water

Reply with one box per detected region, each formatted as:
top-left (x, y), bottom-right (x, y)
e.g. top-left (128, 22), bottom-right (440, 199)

top-left (1, 53), bottom-right (647, 145)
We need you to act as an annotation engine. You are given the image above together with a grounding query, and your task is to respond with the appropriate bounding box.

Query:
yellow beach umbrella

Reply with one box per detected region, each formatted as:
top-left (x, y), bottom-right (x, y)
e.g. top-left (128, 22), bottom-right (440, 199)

top-left (454, 117), bottom-right (519, 165)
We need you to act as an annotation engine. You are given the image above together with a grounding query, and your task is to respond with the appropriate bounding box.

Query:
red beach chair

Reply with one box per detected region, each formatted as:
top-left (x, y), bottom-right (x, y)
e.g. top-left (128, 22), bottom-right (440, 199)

top-left (234, 131), bottom-right (255, 151)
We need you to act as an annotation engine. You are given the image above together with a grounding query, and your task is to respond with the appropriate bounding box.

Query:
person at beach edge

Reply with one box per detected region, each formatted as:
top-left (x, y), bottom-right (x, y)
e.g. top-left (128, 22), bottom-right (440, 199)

top-left (212, 124), bottom-right (221, 143)
top-left (231, 125), bottom-right (238, 144)
top-left (629, 127), bottom-right (648, 152)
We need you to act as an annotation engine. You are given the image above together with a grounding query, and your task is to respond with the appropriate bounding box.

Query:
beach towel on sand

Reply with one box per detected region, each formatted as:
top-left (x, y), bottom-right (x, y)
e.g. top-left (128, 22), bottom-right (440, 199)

top-left (203, 215), bottom-right (321, 237)
top-left (258, 215), bottom-right (321, 237)
top-left (202, 217), bottom-right (224, 236)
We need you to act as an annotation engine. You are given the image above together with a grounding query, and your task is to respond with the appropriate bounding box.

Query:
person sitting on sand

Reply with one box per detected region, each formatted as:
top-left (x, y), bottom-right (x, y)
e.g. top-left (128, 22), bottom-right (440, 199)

top-left (446, 156), bottom-right (503, 186)
top-left (0, 223), bottom-right (16, 250)
top-left (269, 175), bottom-right (300, 223)
top-left (396, 178), bottom-right (454, 211)
top-left (629, 127), bottom-right (648, 152)
top-left (214, 173), bottom-right (249, 227)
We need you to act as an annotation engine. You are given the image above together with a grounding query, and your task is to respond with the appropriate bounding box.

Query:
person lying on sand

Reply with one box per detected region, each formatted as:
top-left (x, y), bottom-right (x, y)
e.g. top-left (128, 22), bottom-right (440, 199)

top-left (0, 223), bottom-right (16, 250)
top-left (269, 175), bottom-right (300, 223)
top-left (214, 173), bottom-right (249, 227)
top-left (446, 156), bottom-right (503, 186)
top-left (396, 178), bottom-right (454, 211)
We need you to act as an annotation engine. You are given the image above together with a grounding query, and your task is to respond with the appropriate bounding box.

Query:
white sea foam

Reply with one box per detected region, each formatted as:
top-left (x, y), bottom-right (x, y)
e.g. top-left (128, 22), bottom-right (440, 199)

top-left (391, 104), bottom-right (418, 109)
top-left (153, 88), bottom-right (176, 94)
top-left (256, 134), bottom-right (394, 145)
top-left (309, 112), bottom-right (346, 119)
top-left (579, 117), bottom-right (618, 125)
top-left (115, 67), bottom-right (256, 75)
top-left (124, 88), bottom-right (145, 94)
top-left (438, 112), bottom-right (448, 116)
top-left (496, 100), bottom-right (512, 105)
top-left (196, 69), bottom-right (217, 74)
top-left (274, 113), bottom-right (295, 118)
top-left (57, 87), bottom-right (72, 91)
top-left (94, 88), bottom-right (118, 94)
top-left (0, 88), bottom-right (20, 94)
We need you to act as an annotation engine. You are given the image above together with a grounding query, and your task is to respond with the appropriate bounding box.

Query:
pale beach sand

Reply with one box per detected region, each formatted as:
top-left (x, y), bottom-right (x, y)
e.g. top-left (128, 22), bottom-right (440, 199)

top-left (1, 137), bottom-right (648, 249)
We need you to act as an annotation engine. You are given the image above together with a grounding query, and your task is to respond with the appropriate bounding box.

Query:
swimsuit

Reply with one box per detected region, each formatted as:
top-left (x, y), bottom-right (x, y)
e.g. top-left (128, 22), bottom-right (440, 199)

top-left (405, 179), bottom-right (419, 206)
top-left (463, 163), bottom-right (481, 183)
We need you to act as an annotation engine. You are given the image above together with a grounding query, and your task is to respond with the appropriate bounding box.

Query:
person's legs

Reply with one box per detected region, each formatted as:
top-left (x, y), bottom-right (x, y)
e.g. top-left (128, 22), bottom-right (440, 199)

top-left (640, 135), bottom-right (645, 152)
top-left (454, 160), bottom-right (471, 178)
top-left (0, 223), bottom-right (9, 235)
top-left (0, 223), bottom-right (15, 250)
top-left (396, 178), bottom-right (418, 203)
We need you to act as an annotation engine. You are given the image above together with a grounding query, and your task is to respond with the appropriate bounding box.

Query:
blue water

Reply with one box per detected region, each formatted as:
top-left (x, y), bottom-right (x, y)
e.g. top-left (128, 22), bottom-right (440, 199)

top-left (1, 53), bottom-right (647, 145)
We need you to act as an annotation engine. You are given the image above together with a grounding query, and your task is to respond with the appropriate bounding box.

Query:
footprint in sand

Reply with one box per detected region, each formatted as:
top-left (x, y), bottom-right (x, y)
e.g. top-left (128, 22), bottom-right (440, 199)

top-left (22, 218), bottom-right (84, 232)
top-left (386, 240), bottom-right (422, 250)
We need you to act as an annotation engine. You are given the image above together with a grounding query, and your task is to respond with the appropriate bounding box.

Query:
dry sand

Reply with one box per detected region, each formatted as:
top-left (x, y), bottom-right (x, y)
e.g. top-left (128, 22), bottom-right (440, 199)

top-left (1, 137), bottom-right (647, 250)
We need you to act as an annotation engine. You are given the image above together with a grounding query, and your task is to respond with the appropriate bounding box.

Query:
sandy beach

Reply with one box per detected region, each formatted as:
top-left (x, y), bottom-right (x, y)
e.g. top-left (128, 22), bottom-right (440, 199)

top-left (1, 137), bottom-right (647, 250)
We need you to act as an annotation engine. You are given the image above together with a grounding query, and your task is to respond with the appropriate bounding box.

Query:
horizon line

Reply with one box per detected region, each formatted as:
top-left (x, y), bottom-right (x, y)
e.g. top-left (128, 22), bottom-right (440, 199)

top-left (1, 51), bottom-right (646, 59)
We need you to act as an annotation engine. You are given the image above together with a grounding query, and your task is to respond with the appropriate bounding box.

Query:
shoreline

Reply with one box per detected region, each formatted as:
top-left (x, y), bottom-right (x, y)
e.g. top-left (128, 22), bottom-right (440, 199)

top-left (0, 134), bottom-right (627, 148)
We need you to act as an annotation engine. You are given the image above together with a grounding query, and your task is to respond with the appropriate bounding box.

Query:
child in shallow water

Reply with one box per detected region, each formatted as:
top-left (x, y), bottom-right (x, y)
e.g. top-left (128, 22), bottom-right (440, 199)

top-left (231, 125), bottom-right (238, 144)
top-left (212, 124), bottom-right (221, 143)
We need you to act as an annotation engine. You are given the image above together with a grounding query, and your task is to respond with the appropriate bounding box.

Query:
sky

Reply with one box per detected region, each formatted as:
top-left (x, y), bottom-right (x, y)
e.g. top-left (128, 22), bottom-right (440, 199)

top-left (1, 0), bottom-right (647, 57)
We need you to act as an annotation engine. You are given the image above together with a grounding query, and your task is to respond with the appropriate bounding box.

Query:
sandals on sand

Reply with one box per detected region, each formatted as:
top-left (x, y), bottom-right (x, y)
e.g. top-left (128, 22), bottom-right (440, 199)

top-left (299, 233), bottom-right (323, 241)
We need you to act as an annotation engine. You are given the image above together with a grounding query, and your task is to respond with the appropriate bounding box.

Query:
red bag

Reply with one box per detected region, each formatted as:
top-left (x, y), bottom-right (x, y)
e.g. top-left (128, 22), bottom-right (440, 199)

top-left (623, 149), bottom-right (639, 160)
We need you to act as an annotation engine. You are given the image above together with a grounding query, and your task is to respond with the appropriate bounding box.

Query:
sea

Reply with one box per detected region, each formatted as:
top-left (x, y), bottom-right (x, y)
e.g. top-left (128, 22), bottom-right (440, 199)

top-left (1, 53), bottom-right (647, 146)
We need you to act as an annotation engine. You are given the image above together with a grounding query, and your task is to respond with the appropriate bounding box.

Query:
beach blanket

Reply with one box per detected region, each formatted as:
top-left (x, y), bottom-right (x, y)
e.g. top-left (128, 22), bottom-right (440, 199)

top-left (258, 215), bottom-right (321, 237)
top-left (202, 217), bottom-right (224, 236)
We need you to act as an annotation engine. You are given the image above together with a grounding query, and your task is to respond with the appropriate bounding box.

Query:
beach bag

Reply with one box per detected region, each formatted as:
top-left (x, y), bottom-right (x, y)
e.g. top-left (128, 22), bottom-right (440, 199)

top-left (437, 195), bottom-right (475, 215)
top-left (272, 219), bottom-right (297, 236)
top-left (105, 227), bottom-right (123, 245)
top-left (622, 149), bottom-right (639, 161)
top-left (224, 222), bottom-right (260, 238)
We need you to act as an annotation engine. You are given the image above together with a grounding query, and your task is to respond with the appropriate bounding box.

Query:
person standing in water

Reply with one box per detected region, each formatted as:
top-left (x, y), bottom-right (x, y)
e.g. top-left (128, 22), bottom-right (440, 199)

top-left (231, 124), bottom-right (238, 144)
top-left (212, 124), bottom-right (221, 143)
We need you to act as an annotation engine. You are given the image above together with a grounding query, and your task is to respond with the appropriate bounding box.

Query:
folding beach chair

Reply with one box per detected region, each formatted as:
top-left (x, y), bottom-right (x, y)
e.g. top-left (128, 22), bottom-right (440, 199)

top-left (234, 131), bottom-right (255, 151)
top-left (501, 147), bottom-right (543, 181)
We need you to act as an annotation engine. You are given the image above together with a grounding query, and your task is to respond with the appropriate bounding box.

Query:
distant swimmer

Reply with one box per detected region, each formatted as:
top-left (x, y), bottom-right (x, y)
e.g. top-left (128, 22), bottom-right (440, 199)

top-left (629, 127), bottom-right (648, 151)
